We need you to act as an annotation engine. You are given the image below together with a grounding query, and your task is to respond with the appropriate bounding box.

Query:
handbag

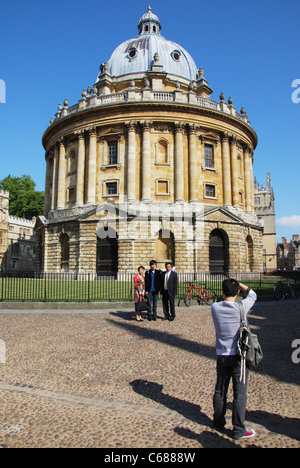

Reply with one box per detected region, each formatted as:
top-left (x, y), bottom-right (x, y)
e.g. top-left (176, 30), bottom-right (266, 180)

top-left (136, 298), bottom-right (149, 312)
top-left (236, 302), bottom-right (263, 383)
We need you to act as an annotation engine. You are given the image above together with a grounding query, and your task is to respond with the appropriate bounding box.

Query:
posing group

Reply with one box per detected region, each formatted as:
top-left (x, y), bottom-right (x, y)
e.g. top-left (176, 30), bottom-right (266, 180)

top-left (133, 260), bottom-right (178, 322)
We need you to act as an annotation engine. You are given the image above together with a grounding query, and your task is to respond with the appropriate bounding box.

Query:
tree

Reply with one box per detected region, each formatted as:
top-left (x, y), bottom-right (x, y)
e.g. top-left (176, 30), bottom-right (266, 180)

top-left (0, 175), bottom-right (44, 219)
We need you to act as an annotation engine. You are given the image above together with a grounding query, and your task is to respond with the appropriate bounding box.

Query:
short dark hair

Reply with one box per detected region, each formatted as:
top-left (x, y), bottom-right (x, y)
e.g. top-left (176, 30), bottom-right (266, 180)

top-left (138, 266), bottom-right (145, 272)
top-left (150, 260), bottom-right (157, 266)
top-left (165, 261), bottom-right (173, 267)
top-left (222, 278), bottom-right (240, 297)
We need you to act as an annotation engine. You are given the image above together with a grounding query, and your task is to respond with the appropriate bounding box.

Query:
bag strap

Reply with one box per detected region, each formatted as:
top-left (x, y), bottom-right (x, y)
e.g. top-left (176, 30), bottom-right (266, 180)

top-left (239, 302), bottom-right (247, 325)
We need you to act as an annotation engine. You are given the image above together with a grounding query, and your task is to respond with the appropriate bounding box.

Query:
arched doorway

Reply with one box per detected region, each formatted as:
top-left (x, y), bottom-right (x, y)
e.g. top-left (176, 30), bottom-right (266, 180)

top-left (60, 233), bottom-right (70, 272)
top-left (97, 228), bottom-right (118, 275)
top-left (154, 230), bottom-right (175, 270)
top-left (246, 235), bottom-right (254, 272)
top-left (209, 229), bottom-right (229, 273)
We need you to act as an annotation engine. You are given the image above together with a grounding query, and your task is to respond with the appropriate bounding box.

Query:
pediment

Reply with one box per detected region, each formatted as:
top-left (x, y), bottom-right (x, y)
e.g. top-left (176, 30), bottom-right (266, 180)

top-left (34, 215), bottom-right (48, 231)
top-left (196, 207), bottom-right (244, 224)
top-left (79, 203), bottom-right (126, 222)
top-left (98, 127), bottom-right (123, 139)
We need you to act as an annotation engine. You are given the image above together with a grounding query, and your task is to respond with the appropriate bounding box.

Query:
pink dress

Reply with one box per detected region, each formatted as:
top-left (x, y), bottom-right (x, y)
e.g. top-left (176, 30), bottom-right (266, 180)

top-left (134, 274), bottom-right (145, 303)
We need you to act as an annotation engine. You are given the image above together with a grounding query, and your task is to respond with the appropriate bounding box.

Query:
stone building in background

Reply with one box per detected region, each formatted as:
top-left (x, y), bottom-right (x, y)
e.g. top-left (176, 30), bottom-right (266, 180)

top-left (277, 235), bottom-right (300, 270)
top-left (36, 7), bottom-right (263, 274)
top-left (0, 190), bottom-right (36, 272)
top-left (0, 190), bottom-right (9, 269)
top-left (254, 172), bottom-right (277, 271)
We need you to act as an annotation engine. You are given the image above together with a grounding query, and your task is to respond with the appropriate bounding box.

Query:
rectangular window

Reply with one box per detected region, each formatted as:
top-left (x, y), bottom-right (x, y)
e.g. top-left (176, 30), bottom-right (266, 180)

top-left (108, 142), bottom-right (118, 165)
top-left (157, 180), bottom-right (169, 195)
top-left (204, 144), bottom-right (214, 168)
top-left (106, 182), bottom-right (118, 195)
top-left (205, 184), bottom-right (215, 198)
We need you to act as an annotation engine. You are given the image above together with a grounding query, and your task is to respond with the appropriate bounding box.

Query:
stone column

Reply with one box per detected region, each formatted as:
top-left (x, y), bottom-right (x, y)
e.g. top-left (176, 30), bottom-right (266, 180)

top-left (249, 149), bottom-right (255, 211)
top-left (244, 146), bottom-right (252, 211)
top-left (221, 133), bottom-right (232, 206)
top-left (141, 121), bottom-right (152, 202)
top-left (44, 154), bottom-right (52, 215)
top-left (87, 127), bottom-right (97, 205)
top-left (51, 144), bottom-right (59, 210)
top-left (75, 130), bottom-right (85, 206)
top-left (188, 124), bottom-right (198, 202)
top-left (57, 139), bottom-right (66, 210)
top-left (126, 122), bottom-right (137, 202)
top-left (174, 122), bottom-right (185, 202)
top-left (230, 136), bottom-right (240, 207)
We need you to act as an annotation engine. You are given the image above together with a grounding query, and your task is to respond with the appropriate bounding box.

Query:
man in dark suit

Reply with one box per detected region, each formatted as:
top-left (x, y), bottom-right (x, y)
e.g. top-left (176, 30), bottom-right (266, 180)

top-left (145, 260), bottom-right (163, 321)
top-left (162, 262), bottom-right (178, 321)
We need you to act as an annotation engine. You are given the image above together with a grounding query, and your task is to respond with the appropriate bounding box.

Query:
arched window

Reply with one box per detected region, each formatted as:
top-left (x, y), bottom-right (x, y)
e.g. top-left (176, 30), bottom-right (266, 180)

top-left (209, 229), bottom-right (229, 273)
top-left (68, 149), bottom-right (77, 173)
top-left (97, 229), bottom-right (118, 275)
top-left (60, 233), bottom-right (69, 272)
top-left (155, 138), bottom-right (169, 164)
top-left (154, 230), bottom-right (174, 269)
top-left (246, 235), bottom-right (254, 272)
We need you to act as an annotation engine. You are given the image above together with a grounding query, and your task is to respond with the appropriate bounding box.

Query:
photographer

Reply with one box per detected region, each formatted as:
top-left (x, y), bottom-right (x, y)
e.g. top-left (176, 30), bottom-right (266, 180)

top-left (211, 279), bottom-right (257, 439)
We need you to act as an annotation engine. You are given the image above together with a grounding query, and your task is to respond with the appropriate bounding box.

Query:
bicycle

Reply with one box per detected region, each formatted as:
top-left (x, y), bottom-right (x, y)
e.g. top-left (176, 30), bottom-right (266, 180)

top-left (273, 280), bottom-right (297, 301)
top-left (184, 283), bottom-right (217, 307)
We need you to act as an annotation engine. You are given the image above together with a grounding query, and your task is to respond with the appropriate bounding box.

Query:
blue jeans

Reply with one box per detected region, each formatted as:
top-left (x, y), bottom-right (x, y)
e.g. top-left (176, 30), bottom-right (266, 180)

top-left (147, 292), bottom-right (158, 318)
top-left (213, 355), bottom-right (249, 438)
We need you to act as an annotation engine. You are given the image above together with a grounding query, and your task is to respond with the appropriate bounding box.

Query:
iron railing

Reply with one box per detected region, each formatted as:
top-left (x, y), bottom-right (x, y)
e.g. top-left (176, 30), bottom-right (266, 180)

top-left (1, 270), bottom-right (298, 303)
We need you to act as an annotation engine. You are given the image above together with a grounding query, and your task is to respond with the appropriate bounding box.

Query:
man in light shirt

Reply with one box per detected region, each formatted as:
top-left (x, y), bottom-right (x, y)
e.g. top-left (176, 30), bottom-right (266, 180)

top-left (211, 278), bottom-right (257, 439)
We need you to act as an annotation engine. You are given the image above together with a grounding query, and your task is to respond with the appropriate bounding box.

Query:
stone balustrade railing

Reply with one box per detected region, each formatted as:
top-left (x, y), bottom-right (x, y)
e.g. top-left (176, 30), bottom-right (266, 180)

top-left (51, 89), bottom-right (250, 126)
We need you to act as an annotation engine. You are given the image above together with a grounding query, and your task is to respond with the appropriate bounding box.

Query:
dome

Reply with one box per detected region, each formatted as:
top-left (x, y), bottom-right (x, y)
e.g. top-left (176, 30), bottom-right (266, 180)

top-left (98, 8), bottom-right (199, 82)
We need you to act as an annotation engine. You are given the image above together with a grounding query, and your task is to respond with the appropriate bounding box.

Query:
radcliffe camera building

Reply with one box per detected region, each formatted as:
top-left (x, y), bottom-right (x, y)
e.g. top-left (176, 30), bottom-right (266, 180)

top-left (36, 8), bottom-right (263, 274)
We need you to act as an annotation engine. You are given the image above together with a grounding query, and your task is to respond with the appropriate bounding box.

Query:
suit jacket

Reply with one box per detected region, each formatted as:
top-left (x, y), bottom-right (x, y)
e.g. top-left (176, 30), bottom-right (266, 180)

top-left (162, 270), bottom-right (178, 296)
top-left (145, 269), bottom-right (163, 294)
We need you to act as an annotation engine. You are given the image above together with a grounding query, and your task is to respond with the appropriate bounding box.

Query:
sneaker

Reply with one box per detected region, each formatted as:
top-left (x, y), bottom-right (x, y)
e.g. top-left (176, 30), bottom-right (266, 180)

top-left (236, 429), bottom-right (256, 439)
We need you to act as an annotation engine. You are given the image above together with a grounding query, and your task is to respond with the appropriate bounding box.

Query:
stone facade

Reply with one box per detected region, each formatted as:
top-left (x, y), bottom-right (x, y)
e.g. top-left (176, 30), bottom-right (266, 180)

top-left (0, 190), bottom-right (36, 272)
top-left (36, 8), bottom-right (263, 274)
top-left (277, 235), bottom-right (300, 270)
top-left (254, 172), bottom-right (277, 271)
top-left (0, 190), bottom-right (9, 268)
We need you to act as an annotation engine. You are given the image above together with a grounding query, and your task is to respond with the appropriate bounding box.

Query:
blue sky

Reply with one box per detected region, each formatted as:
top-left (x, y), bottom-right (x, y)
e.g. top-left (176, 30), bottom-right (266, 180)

top-left (0, 0), bottom-right (299, 242)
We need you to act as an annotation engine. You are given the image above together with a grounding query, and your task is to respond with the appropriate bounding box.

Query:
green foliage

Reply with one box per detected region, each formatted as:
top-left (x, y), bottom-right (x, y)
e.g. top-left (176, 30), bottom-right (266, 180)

top-left (0, 175), bottom-right (44, 219)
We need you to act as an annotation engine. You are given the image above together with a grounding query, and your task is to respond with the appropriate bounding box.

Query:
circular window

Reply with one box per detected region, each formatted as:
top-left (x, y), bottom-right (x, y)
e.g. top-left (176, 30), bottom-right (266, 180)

top-left (128, 48), bottom-right (138, 59)
top-left (171, 50), bottom-right (181, 62)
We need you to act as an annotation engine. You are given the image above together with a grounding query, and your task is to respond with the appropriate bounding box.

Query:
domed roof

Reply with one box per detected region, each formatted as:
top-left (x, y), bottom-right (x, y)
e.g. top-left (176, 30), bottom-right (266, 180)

top-left (99, 8), bottom-right (199, 82)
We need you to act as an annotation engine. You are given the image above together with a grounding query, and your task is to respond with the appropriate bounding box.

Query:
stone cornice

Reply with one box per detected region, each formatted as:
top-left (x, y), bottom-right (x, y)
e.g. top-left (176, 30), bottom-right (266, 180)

top-left (42, 100), bottom-right (258, 151)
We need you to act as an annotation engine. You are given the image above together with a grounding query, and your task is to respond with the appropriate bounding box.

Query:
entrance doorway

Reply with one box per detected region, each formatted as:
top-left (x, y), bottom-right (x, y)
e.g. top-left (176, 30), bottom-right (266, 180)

top-left (209, 229), bottom-right (229, 273)
top-left (154, 230), bottom-right (175, 270)
top-left (97, 229), bottom-right (118, 274)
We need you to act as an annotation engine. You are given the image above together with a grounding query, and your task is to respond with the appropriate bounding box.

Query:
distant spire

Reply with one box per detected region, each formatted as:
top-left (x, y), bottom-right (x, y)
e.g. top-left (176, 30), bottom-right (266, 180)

top-left (267, 171), bottom-right (271, 188)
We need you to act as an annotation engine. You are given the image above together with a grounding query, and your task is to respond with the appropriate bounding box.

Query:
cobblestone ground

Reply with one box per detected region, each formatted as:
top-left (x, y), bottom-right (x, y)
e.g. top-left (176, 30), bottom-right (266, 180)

top-left (0, 300), bottom-right (299, 448)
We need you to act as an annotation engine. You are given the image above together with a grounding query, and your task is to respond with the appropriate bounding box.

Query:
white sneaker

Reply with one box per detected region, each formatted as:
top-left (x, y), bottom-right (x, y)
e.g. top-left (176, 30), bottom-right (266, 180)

top-left (238, 429), bottom-right (256, 439)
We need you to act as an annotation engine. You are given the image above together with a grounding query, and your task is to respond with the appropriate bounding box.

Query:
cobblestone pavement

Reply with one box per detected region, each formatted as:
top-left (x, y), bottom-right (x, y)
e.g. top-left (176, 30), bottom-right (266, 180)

top-left (0, 300), bottom-right (299, 448)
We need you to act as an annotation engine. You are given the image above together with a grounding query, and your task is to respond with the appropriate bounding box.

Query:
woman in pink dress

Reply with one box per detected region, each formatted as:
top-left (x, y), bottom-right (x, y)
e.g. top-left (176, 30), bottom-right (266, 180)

top-left (134, 266), bottom-right (146, 321)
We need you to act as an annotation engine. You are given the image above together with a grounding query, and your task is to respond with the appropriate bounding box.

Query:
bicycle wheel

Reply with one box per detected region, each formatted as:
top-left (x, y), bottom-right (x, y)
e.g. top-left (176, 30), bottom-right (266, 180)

top-left (289, 286), bottom-right (297, 299)
top-left (184, 288), bottom-right (193, 307)
top-left (274, 285), bottom-right (284, 301)
top-left (203, 289), bottom-right (217, 306)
